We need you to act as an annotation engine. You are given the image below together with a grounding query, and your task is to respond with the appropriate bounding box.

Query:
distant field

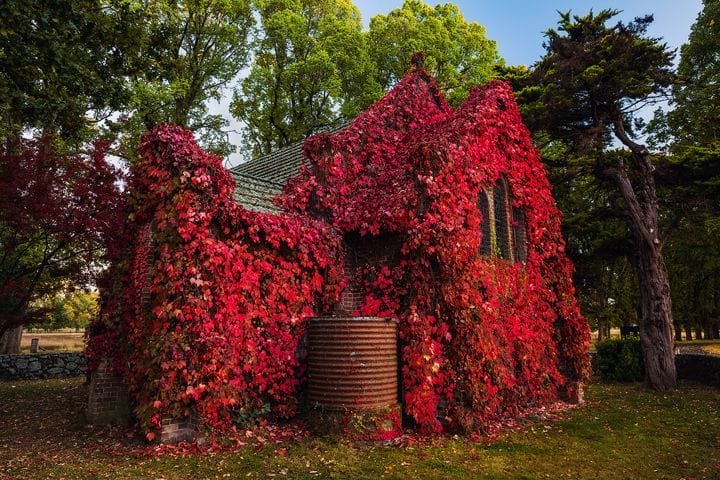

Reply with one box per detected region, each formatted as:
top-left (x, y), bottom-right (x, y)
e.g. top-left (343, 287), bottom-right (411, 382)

top-left (704, 343), bottom-right (720, 355)
top-left (19, 331), bottom-right (85, 353)
top-left (677, 339), bottom-right (720, 356)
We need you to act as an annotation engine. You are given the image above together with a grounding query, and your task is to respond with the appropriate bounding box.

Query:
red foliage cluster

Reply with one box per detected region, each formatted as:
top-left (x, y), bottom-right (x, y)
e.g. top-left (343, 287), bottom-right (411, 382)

top-left (0, 138), bottom-right (122, 334)
top-left (88, 125), bottom-right (344, 435)
top-left (92, 67), bottom-right (589, 439)
top-left (282, 71), bottom-right (590, 433)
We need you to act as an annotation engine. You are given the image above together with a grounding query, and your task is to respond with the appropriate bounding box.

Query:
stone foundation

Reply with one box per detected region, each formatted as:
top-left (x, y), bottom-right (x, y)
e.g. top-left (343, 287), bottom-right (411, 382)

top-left (160, 416), bottom-right (197, 444)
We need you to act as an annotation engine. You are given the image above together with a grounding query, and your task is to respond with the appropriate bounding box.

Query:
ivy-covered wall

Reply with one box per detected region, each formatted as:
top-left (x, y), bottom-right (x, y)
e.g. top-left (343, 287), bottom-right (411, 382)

top-left (283, 67), bottom-right (591, 433)
top-left (89, 65), bottom-right (590, 440)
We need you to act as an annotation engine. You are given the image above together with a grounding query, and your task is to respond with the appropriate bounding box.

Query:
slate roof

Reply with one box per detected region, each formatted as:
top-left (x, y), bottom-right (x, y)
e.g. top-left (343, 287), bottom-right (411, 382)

top-left (229, 124), bottom-right (348, 213)
top-left (229, 171), bottom-right (285, 214)
top-left (230, 140), bottom-right (307, 185)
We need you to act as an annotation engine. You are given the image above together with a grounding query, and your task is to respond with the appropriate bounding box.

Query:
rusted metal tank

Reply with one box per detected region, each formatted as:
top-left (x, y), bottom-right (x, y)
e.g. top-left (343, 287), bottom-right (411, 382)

top-left (308, 316), bottom-right (398, 410)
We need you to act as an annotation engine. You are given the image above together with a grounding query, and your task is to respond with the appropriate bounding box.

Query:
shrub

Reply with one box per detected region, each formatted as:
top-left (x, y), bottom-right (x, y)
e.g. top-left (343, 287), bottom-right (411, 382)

top-left (595, 337), bottom-right (644, 382)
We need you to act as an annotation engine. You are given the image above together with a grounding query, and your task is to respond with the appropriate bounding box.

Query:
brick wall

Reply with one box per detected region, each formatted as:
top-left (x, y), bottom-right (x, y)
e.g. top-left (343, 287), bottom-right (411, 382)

top-left (160, 416), bottom-right (197, 444)
top-left (0, 352), bottom-right (86, 380)
top-left (336, 233), bottom-right (403, 315)
top-left (86, 357), bottom-right (131, 425)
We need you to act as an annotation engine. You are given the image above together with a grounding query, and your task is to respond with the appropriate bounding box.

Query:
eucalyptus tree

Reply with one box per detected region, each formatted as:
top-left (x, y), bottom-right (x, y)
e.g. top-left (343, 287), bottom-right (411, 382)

top-left (231, 0), bottom-right (381, 158)
top-left (110, 0), bottom-right (254, 158)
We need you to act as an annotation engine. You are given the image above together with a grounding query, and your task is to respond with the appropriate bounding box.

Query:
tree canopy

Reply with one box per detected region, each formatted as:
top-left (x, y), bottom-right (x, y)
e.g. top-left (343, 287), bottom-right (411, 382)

top-left (666, 0), bottom-right (720, 148)
top-left (367, 0), bottom-right (499, 106)
top-left (231, 0), bottom-right (381, 158)
top-left (653, 0), bottom-right (720, 340)
top-left (0, 0), bottom-right (129, 145)
top-left (0, 138), bottom-right (122, 350)
top-left (108, 0), bottom-right (254, 158)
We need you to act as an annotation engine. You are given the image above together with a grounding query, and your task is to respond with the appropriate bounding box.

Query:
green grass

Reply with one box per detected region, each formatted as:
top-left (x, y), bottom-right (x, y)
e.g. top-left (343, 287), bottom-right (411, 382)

top-left (0, 378), bottom-right (719, 479)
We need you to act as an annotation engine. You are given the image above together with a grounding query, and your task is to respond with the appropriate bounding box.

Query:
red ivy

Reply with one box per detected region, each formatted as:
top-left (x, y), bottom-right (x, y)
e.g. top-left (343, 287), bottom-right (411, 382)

top-left (282, 72), bottom-right (590, 433)
top-left (90, 68), bottom-right (590, 438)
top-left (0, 137), bottom-right (123, 335)
top-left (88, 125), bottom-right (344, 435)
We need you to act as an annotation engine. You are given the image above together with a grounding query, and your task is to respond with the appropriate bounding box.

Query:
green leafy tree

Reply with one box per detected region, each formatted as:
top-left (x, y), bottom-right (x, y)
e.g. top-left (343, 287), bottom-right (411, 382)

top-left (666, 218), bottom-right (720, 340)
top-left (231, 0), bottom-right (380, 158)
top-left (110, 0), bottom-right (254, 158)
top-left (533, 131), bottom-right (641, 340)
top-left (667, 0), bottom-right (720, 147)
top-left (367, 0), bottom-right (500, 106)
top-left (555, 168), bottom-right (639, 339)
top-left (39, 289), bottom-right (99, 331)
top-left (0, 0), bottom-right (129, 145)
top-left (648, 0), bottom-right (720, 340)
top-left (522, 10), bottom-right (677, 390)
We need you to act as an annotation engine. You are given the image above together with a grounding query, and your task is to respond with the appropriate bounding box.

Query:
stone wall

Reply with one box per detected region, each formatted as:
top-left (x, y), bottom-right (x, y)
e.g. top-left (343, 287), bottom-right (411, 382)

top-left (0, 352), bottom-right (86, 380)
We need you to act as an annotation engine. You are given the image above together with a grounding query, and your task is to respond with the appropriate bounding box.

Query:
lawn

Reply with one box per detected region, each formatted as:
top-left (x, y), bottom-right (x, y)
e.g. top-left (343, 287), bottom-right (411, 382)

top-left (706, 344), bottom-right (720, 355)
top-left (0, 378), bottom-right (718, 480)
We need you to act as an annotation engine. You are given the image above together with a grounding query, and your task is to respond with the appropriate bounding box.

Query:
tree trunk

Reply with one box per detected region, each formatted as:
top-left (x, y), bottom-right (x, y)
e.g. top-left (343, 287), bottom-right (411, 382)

top-left (705, 322), bottom-right (719, 340)
top-left (674, 321), bottom-right (683, 342)
top-left (610, 118), bottom-right (677, 391)
top-left (695, 325), bottom-right (704, 340)
top-left (684, 324), bottom-right (693, 341)
top-left (635, 246), bottom-right (677, 390)
top-left (0, 325), bottom-right (23, 354)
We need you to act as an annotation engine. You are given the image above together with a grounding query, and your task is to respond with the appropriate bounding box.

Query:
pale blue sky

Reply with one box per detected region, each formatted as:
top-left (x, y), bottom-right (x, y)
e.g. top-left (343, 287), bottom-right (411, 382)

top-left (220, 1), bottom-right (703, 166)
top-left (355, 0), bottom-right (702, 66)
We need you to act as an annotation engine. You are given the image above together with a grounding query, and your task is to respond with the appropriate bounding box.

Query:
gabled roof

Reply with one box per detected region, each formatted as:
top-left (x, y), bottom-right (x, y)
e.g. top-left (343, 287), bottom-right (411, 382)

top-left (230, 125), bottom-right (350, 212)
top-left (229, 65), bottom-right (452, 214)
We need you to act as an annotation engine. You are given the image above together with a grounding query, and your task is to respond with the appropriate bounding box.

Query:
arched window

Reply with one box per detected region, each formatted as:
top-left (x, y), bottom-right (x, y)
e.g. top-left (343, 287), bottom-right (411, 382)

top-left (478, 176), bottom-right (529, 264)
top-left (478, 190), bottom-right (492, 256)
top-left (493, 177), bottom-right (512, 261)
top-left (512, 207), bottom-right (528, 263)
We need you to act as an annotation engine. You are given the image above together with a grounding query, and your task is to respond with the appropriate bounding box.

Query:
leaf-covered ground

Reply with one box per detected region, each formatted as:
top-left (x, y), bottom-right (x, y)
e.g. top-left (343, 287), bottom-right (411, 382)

top-left (0, 378), bottom-right (718, 479)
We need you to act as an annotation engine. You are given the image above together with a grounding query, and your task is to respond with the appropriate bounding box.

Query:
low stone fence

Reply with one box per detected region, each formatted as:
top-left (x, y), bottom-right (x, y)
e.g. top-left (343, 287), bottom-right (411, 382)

top-left (0, 352), bottom-right (86, 380)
